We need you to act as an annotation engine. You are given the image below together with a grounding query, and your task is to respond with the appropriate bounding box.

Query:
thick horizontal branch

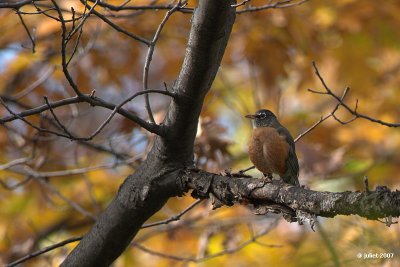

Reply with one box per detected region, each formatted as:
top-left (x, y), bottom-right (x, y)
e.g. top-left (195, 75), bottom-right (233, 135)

top-left (182, 169), bottom-right (400, 220)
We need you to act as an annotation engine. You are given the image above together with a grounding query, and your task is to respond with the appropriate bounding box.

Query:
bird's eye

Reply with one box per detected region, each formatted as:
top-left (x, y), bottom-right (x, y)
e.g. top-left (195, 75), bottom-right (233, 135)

top-left (259, 113), bottom-right (266, 119)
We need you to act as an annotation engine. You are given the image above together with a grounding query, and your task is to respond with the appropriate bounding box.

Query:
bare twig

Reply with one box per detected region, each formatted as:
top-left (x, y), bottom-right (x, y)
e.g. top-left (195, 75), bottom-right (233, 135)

top-left (0, 0), bottom-right (36, 9)
top-left (0, 176), bottom-right (32, 190)
top-left (66, 0), bottom-right (99, 42)
top-left (232, 0), bottom-right (251, 8)
top-left (16, 10), bottom-right (36, 53)
top-left (13, 66), bottom-right (55, 100)
top-left (84, 89), bottom-right (174, 139)
top-left (310, 62), bottom-right (400, 127)
top-left (294, 112), bottom-right (333, 143)
top-left (236, 0), bottom-right (309, 14)
top-left (80, 0), bottom-right (151, 45)
top-left (36, 176), bottom-right (97, 220)
top-left (6, 236), bottom-right (83, 267)
top-left (315, 220), bottom-right (341, 267)
top-left (1, 89), bottom-right (174, 136)
top-left (66, 26), bottom-right (84, 66)
top-left (51, 0), bottom-right (82, 96)
top-left (364, 176), bottom-right (370, 193)
top-left (143, 0), bottom-right (186, 124)
top-left (0, 95), bottom-right (83, 124)
top-left (142, 199), bottom-right (203, 228)
top-left (133, 220), bottom-right (278, 263)
top-left (377, 216), bottom-right (398, 227)
top-left (0, 97), bottom-right (74, 139)
top-left (43, 96), bottom-right (75, 139)
top-left (30, 1), bottom-right (84, 22)
top-left (0, 157), bottom-right (30, 170)
top-left (87, 0), bottom-right (193, 13)
top-left (7, 155), bottom-right (140, 179)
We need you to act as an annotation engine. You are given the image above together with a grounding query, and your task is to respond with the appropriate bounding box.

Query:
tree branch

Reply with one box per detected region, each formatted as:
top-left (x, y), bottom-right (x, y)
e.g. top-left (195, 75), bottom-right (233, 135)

top-left (0, 0), bottom-right (37, 9)
top-left (310, 62), bottom-right (400, 128)
top-left (6, 236), bottom-right (82, 267)
top-left (80, 0), bottom-right (151, 45)
top-left (60, 1), bottom-right (236, 266)
top-left (87, 0), bottom-right (194, 13)
top-left (236, 0), bottom-right (309, 14)
top-left (182, 169), bottom-right (400, 220)
top-left (143, 0), bottom-right (186, 124)
top-left (0, 90), bottom-right (172, 136)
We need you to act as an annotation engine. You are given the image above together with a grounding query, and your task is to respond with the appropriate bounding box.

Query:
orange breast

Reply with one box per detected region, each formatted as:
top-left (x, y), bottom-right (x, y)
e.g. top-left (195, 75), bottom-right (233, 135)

top-left (248, 127), bottom-right (289, 176)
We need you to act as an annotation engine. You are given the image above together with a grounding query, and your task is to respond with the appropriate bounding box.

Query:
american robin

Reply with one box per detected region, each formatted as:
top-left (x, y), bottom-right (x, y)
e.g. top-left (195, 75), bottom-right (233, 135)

top-left (246, 109), bottom-right (300, 186)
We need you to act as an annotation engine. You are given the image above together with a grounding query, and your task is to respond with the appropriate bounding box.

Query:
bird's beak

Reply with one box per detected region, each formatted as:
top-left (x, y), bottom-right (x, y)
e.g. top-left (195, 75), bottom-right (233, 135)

top-left (245, 114), bottom-right (257, 119)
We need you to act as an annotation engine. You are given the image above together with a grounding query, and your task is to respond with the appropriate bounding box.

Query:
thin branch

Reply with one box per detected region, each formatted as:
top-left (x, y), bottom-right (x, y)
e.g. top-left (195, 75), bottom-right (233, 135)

top-left (30, 1), bottom-right (84, 22)
top-left (0, 0), bottom-right (37, 9)
top-left (142, 199), bottom-right (203, 228)
top-left (0, 176), bottom-right (32, 190)
top-left (77, 139), bottom-right (131, 160)
top-left (310, 62), bottom-right (400, 127)
top-left (6, 236), bottom-right (83, 267)
top-left (6, 156), bottom-right (140, 179)
top-left (143, 0), bottom-right (186, 124)
top-left (0, 97), bottom-right (74, 139)
top-left (16, 10), bottom-right (36, 53)
top-left (1, 89), bottom-right (173, 136)
top-left (80, 0), bottom-right (151, 45)
top-left (87, 0), bottom-right (193, 13)
top-left (0, 95), bottom-right (83, 124)
top-left (17, 7), bottom-right (56, 16)
top-left (44, 88), bottom-right (173, 140)
top-left (66, 0), bottom-right (99, 42)
top-left (232, 0), bottom-right (251, 8)
top-left (133, 222), bottom-right (277, 263)
top-left (43, 96), bottom-right (75, 139)
top-left (13, 66), bottom-right (55, 100)
top-left (51, 0), bottom-right (82, 96)
top-left (236, 0), bottom-right (309, 14)
top-left (35, 176), bottom-right (97, 220)
top-left (0, 157), bottom-right (30, 170)
top-left (81, 89), bottom-right (174, 139)
top-left (315, 220), bottom-right (341, 267)
top-left (294, 112), bottom-right (333, 143)
top-left (66, 25), bottom-right (84, 66)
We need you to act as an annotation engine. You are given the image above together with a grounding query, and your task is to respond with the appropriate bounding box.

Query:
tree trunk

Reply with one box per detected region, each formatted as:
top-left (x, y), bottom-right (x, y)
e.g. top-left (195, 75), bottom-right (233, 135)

top-left (61, 1), bottom-right (236, 266)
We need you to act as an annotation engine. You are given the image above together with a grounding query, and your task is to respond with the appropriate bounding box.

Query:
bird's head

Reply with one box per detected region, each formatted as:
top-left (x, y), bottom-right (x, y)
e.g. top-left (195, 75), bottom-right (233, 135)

top-left (245, 109), bottom-right (277, 128)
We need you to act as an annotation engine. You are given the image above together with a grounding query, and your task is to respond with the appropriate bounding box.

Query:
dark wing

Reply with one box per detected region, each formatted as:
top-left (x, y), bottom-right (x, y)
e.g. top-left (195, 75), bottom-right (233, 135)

top-left (276, 125), bottom-right (300, 186)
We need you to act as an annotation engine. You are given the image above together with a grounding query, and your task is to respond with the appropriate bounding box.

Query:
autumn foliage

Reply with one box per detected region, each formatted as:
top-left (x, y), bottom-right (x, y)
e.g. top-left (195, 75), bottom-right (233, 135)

top-left (1, 0), bottom-right (400, 266)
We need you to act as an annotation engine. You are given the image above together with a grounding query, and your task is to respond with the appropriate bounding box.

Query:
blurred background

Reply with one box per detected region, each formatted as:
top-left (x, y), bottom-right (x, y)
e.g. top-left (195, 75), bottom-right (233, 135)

top-left (1, 0), bottom-right (400, 266)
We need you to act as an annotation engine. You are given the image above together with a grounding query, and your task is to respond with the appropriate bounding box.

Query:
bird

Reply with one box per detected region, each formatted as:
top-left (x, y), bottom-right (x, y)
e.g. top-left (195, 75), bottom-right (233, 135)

top-left (245, 109), bottom-right (300, 186)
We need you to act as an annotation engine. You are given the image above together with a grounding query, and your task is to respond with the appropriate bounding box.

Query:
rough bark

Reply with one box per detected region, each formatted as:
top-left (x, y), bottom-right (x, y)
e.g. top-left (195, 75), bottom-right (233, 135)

top-left (183, 169), bottom-right (400, 220)
top-left (61, 1), bottom-right (236, 266)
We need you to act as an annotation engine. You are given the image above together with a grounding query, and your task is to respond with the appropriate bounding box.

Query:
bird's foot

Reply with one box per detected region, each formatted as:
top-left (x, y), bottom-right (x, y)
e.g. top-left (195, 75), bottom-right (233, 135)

top-left (261, 173), bottom-right (273, 182)
top-left (224, 168), bottom-right (252, 178)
